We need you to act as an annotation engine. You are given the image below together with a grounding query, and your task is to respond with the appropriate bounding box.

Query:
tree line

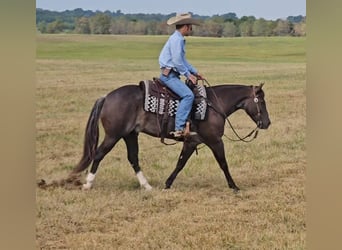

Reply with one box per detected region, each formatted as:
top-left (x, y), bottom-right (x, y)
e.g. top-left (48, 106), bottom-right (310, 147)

top-left (36, 8), bottom-right (306, 37)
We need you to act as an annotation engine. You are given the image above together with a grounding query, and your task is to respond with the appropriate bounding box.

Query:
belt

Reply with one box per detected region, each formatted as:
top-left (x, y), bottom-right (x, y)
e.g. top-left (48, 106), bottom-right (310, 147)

top-left (161, 68), bottom-right (171, 76)
top-left (161, 67), bottom-right (179, 77)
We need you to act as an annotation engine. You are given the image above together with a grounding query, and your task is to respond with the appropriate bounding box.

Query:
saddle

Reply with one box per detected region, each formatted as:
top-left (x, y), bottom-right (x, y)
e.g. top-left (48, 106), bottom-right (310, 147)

top-left (139, 78), bottom-right (208, 141)
top-left (140, 78), bottom-right (207, 119)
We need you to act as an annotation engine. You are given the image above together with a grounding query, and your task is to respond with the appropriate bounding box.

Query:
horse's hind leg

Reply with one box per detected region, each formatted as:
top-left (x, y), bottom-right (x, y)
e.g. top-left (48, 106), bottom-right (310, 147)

top-left (208, 139), bottom-right (239, 192)
top-left (165, 141), bottom-right (197, 189)
top-left (83, 135), bottom-right (118, 190)
top-left (123, 132), bottom-right (152, 190)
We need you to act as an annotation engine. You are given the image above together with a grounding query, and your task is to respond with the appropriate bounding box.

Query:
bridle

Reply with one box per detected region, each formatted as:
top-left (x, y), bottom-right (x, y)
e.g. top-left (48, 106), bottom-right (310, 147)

top-left (204, 79), bottom-right (263, 143)
top-left (252, 85), bottom-right (263, 129)
top-left (223, 85), bottom-right (261, 142)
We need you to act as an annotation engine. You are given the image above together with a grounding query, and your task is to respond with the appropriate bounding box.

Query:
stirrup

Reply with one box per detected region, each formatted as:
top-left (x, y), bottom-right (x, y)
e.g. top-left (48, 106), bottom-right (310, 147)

top-left (170, 130), bottom-right (197, 138)
top-left (170, 122), bottom-right (197, 138)
top-left (170, 130), bottom-right (184, 138)
top-left (182, 121), bottom-right (197, 136)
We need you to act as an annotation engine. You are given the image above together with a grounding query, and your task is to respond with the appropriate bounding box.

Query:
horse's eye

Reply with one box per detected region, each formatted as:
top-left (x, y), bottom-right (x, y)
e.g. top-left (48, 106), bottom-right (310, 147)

top-left (254, 97), bottom-right (259, 103)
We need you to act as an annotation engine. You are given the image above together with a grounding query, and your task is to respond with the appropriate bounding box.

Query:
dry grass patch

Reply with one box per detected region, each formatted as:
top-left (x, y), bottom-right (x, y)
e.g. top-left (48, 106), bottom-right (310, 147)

top-left (36, 35), bottom-right (305, 249)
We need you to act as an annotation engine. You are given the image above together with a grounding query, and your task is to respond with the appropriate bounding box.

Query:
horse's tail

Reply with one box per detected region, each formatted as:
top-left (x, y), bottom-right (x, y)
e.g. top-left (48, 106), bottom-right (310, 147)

top-left (71, 96), bottom-right (106, 174)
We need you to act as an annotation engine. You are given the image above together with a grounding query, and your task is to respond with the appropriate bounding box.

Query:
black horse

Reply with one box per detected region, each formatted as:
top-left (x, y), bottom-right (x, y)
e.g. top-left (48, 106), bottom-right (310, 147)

top-left (69, 81), bottom-right (271, 192)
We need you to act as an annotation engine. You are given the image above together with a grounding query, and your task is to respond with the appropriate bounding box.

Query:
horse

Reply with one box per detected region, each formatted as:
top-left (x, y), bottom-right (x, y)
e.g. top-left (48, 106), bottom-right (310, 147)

top-left (67, 80), bottom-right (271, 192)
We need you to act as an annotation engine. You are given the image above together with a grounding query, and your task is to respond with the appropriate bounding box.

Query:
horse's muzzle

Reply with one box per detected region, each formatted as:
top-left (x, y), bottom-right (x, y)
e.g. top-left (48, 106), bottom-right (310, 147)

top-left (258, 119), bottom-right (271, 129)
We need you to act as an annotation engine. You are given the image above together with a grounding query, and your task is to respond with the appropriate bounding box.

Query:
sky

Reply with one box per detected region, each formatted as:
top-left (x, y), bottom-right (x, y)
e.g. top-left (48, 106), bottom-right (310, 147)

top-left (35, 0), bottom-right (306, 20)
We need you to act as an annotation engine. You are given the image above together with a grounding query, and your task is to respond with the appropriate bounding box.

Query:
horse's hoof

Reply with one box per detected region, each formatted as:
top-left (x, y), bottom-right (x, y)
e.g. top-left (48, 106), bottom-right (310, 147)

top-left (143, 184), bottom-right (153, 191)
top-left (233, 188), bottom-right (240, 194)
top-left (37, 179), bottom-right (46, 188)
top-left (82, 183), bottom-right (92, 190)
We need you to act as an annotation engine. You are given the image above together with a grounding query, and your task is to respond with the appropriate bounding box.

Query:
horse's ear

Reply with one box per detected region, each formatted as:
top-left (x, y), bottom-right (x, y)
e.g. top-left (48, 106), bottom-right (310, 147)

top-left (254, 82), bottom-right (264, 93)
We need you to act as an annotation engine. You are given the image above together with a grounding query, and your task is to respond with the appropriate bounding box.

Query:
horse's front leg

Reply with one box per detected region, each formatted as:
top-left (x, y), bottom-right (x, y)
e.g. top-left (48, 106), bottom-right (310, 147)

top-left (165, 141), bottom-right (197, 189)
top-left (124, 132), bottom-right (152, 190)
top-left (208, 139), bottom-right (240, 192)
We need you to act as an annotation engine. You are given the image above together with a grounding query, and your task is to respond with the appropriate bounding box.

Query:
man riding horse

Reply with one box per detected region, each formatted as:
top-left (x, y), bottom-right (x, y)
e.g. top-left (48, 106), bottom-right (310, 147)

top-left (159, 13), bottom-right (204, 138)
top-left (38, 13), bottom-right (271, 192)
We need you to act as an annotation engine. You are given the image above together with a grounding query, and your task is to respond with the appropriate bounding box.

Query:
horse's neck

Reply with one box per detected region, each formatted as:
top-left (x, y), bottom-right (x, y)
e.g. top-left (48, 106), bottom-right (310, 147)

top-left (212, 85), bottom-right (250, 116)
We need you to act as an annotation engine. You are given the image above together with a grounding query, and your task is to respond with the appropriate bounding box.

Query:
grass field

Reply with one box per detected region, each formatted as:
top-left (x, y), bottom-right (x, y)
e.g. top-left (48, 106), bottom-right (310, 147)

top-left (36, 34), bottom-right (306, 249)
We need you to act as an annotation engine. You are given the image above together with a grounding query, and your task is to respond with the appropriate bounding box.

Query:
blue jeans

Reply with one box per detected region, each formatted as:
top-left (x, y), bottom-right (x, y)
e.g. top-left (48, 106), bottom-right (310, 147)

top-left (159, 72), bottom-right (194, 131)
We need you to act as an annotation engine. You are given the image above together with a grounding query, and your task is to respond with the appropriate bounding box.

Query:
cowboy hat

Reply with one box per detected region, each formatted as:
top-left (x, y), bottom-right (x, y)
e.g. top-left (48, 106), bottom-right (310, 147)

top-left (167, 13), bottom-right (201, 26)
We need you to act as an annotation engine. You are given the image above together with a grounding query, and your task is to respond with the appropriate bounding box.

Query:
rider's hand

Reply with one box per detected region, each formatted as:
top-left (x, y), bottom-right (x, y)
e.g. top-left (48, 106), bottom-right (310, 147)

top-left (188, 74), bottom-right (197, 84)
top-left (195, 73), bottom-right (204, 80)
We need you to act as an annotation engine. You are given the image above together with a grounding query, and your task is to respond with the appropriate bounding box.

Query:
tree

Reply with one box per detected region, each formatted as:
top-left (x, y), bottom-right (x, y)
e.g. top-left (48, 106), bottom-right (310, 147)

top-left (74, 17), bottom-right (91, 34)
top-left (239, 21), bottom-right (253, 36)
top-left (211, 15), bottom-right (225, 24)
top-left (46, 20), bottom-right (65, 33)
top-left (238, 16), bottom-right (256, 36)
top-left (222, 22), bottom-right (237, 37)
top-left (130, 20), bottom-right (148, 35)
top-left (252, 18), bottom-right (271, 36)
top-left (293, 21), bottom-right (306, 36)
top-left (37, 21), bottom-right (47, 33)
top-left (146, 21), bottom-right (157, 35)
top-left (287, 15), bottom-right (305, 23)
top-left (90, 13), bottom-right (111, 34)
top-left (36, 8), bottom-right (305, 37)
top-left (199, 20), bottom-right (223, 37)
top-left (221, 12), bottom-right (238, 22)
top-left (273, 19), bottom-right (291, 36)
top-left (110, 18), bottom-right (128, 34)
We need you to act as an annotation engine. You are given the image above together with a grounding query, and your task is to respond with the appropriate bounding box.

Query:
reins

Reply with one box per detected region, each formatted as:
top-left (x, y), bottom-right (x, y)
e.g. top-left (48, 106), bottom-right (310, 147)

top-left (156, 78), bottom-right (260, 145)
top-left (201, 79), bottom-right (260, 143)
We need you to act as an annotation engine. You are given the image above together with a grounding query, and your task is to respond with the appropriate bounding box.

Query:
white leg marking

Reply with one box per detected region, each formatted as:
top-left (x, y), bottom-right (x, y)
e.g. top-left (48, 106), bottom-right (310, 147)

top-left (82, 173), bottom-right (96, 190)
top-left (136, 171), bottom-right (152, 190)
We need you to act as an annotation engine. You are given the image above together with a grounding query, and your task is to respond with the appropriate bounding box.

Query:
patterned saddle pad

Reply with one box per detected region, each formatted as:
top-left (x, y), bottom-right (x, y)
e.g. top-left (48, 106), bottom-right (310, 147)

top-left (141, 79), bottom-right (207, 120)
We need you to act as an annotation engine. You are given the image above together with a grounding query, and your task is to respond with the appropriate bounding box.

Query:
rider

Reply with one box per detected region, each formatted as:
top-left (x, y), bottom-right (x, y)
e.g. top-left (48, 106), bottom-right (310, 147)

top-left (159, 13), bottom-right (204, 138)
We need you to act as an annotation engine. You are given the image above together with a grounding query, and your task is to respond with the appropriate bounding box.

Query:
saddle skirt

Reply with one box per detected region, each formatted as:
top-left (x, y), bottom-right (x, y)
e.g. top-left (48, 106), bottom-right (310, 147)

top-left (140, 78), bottom-right (207, 120)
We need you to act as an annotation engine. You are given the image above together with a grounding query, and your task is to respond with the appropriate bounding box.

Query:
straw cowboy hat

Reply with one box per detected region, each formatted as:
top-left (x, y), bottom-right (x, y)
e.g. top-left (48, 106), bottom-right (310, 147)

top-left (167, 13), bottom-right (201, 26)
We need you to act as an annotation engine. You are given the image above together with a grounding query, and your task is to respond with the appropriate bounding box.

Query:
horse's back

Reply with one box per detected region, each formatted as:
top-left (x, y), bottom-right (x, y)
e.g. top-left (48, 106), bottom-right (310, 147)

top-left (105, 84), bottom-right (142, 99)
top-left (100, 84), bottom-right (144, 136)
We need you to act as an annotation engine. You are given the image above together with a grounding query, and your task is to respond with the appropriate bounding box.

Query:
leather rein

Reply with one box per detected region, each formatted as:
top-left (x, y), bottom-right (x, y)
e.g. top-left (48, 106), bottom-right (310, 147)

top-left (203, 79), bottom-right (261, 143)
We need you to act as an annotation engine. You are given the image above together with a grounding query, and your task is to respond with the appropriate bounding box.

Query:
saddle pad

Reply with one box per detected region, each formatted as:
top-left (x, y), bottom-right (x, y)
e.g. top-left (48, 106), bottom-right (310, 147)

top-left (194, 83), bottom-right (207, 120)
top-left (143, 80), bottom-right (207, 120)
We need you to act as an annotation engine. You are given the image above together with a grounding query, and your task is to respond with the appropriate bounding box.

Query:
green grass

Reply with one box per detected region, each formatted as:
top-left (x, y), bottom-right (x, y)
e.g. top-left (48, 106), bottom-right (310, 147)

top-left (189, 36), bottom-right (306, 63)
top-left (36, 34), bottom-right (306, 249)
top-left (37, 34), bottom-right (305, 63)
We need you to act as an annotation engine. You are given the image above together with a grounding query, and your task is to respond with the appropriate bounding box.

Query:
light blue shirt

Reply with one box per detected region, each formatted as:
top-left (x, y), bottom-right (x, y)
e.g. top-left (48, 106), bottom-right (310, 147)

top-left (159, 30), bottom-right (197, 78)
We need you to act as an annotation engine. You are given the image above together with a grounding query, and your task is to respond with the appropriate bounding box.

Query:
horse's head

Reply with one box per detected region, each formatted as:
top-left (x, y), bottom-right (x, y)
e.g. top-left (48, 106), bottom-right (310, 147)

top-left (242, 83), bottom-right (271, 129)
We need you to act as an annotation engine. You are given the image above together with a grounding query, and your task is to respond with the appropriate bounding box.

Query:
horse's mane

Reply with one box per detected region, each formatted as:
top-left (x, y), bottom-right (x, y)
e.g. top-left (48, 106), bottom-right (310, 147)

top-left (211, 84), bottom-right (251, 89)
